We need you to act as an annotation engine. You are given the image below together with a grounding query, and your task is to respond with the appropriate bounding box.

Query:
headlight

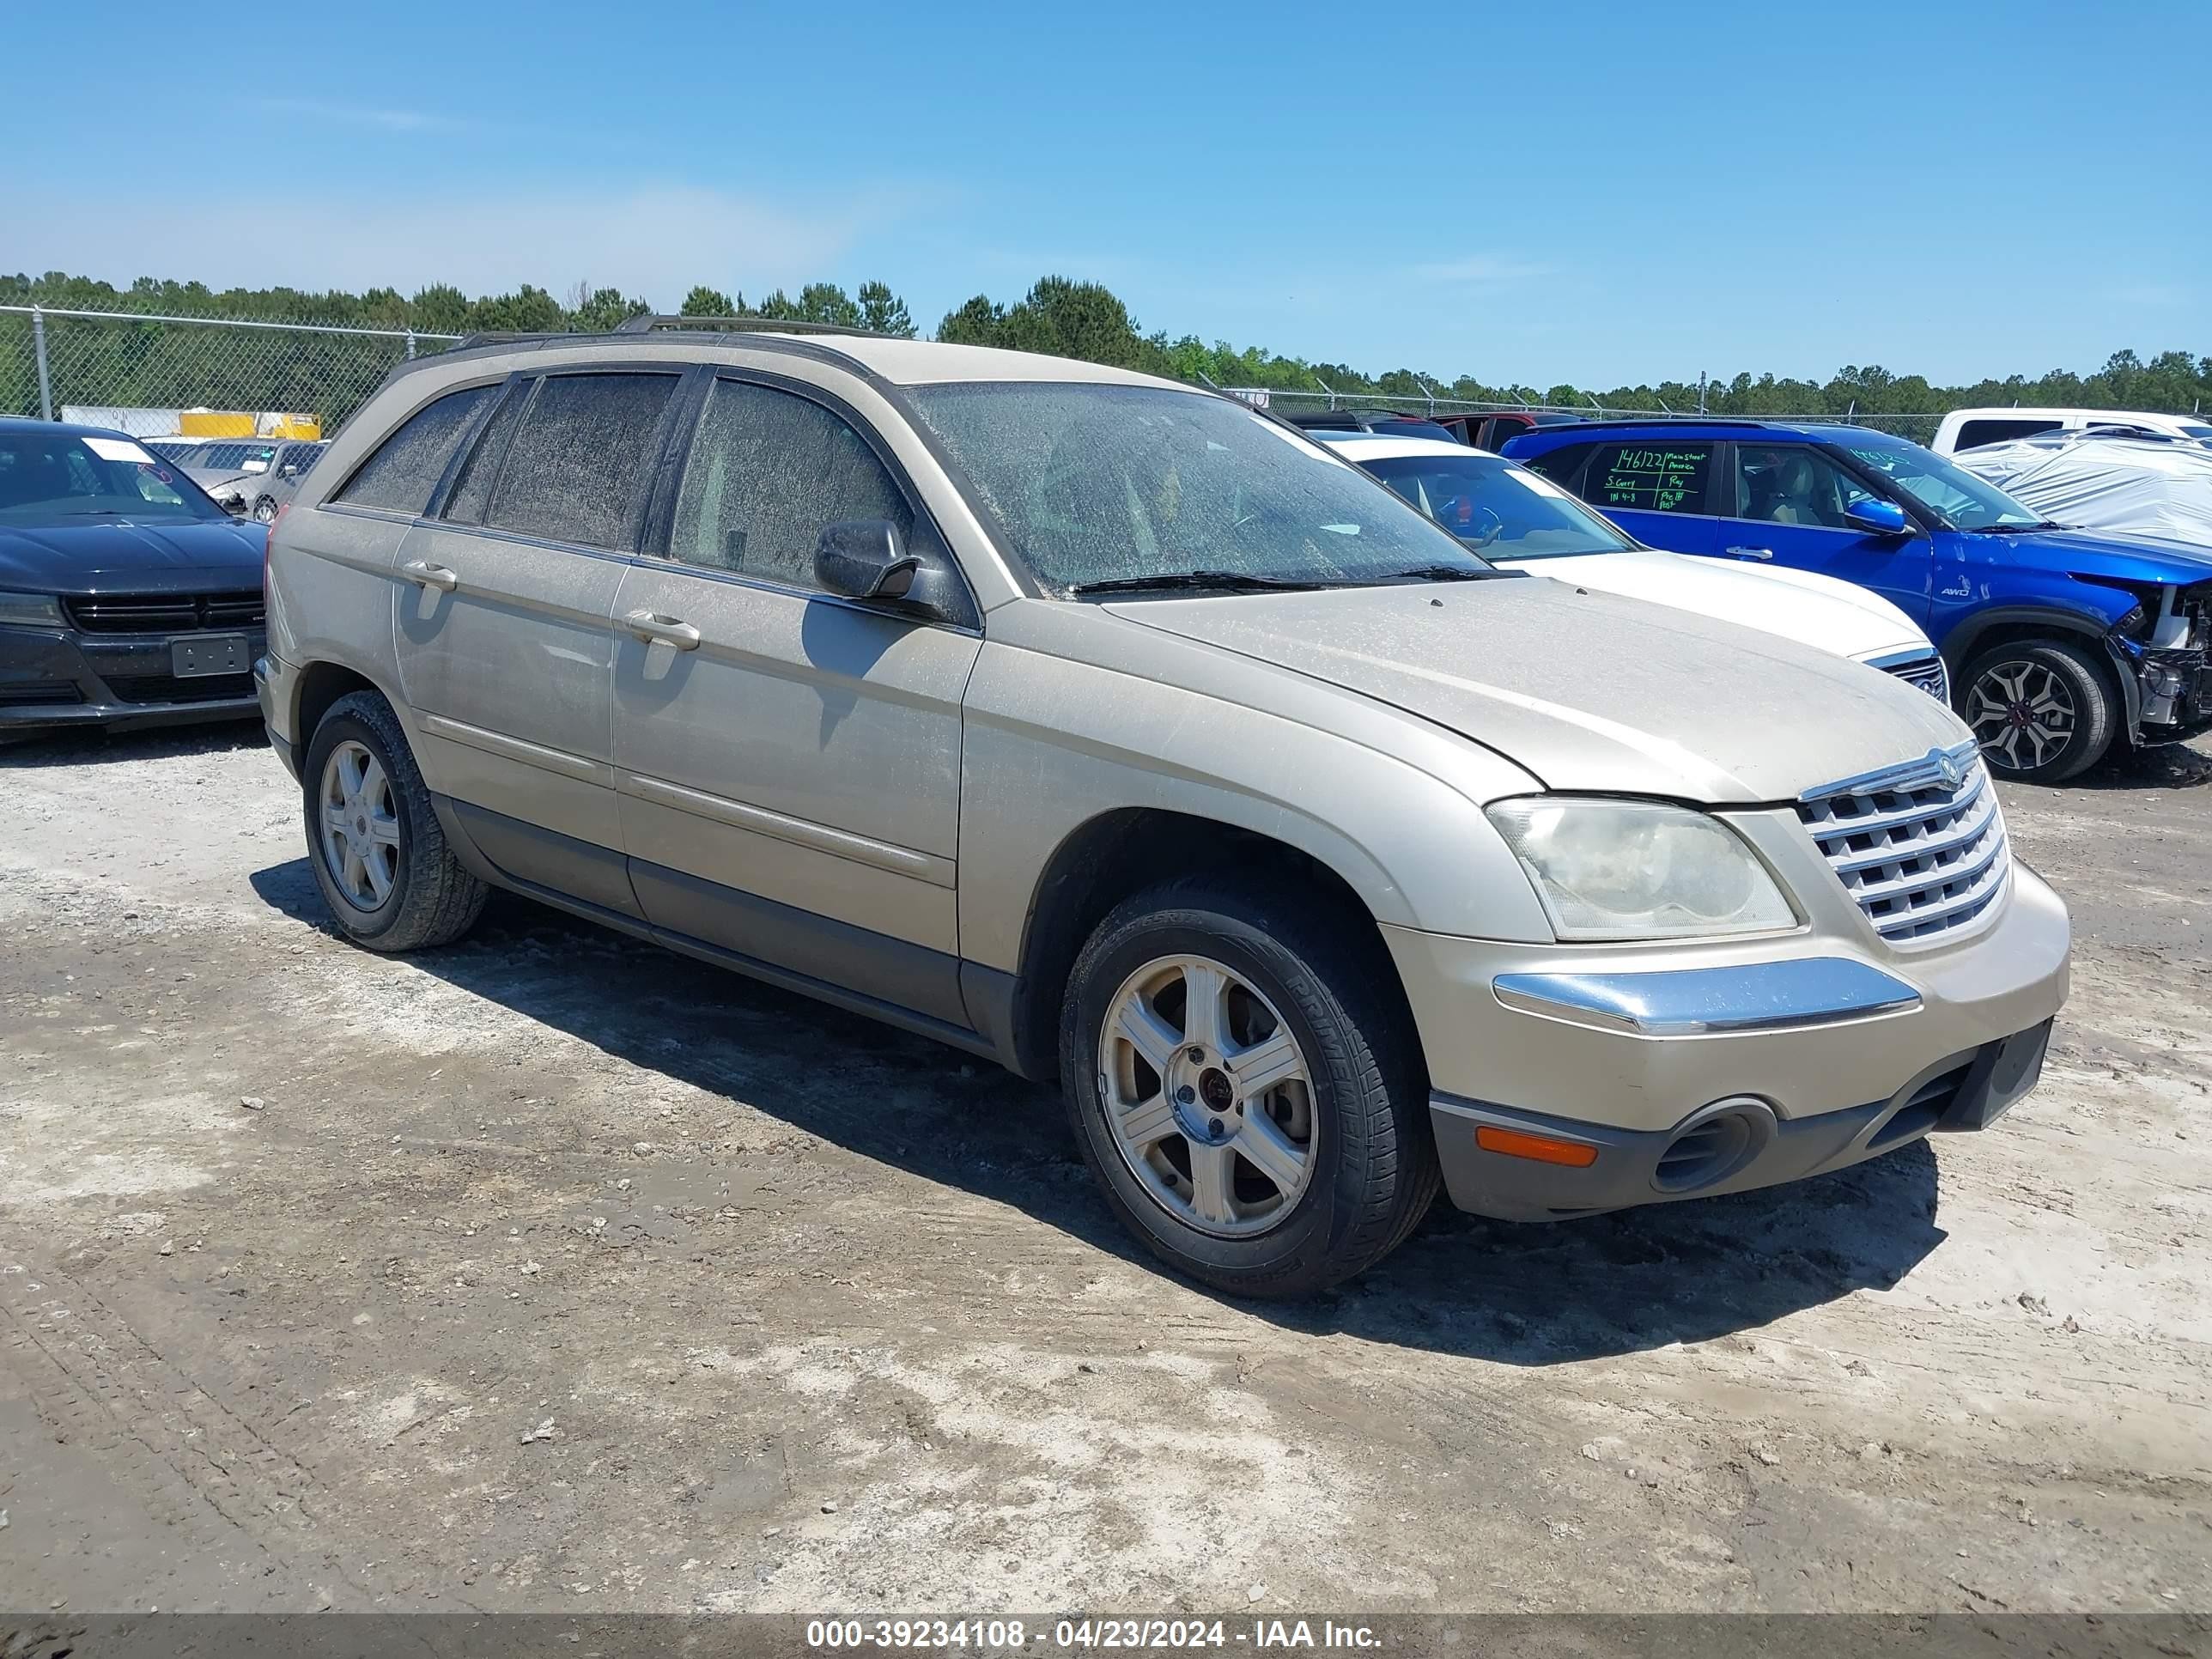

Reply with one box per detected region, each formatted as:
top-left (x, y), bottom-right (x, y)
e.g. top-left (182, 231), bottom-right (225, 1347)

top-left (1486, 797), bottom-right (1797, 941)
top-left (0, 590), bottom-right (66, 629)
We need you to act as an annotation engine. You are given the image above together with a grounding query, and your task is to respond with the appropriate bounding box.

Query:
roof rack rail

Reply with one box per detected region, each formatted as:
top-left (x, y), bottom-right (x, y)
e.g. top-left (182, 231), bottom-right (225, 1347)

top-left (447, 315), bottom-right (913, 353)
top-left (611, 313), bottom-right (907, 341)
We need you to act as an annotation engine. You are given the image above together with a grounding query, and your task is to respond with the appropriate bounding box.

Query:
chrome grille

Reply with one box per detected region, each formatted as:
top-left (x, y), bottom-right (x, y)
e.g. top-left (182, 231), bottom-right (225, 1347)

top-left (1796, 741), bottom-right (2009, 945)
top-left (1883, 653), bottom-right (1949, 703)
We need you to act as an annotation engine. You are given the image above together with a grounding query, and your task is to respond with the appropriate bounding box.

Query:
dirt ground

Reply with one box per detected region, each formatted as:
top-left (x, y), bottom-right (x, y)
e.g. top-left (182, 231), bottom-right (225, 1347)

top-left (2, 720), bottom-right (2208, 1618)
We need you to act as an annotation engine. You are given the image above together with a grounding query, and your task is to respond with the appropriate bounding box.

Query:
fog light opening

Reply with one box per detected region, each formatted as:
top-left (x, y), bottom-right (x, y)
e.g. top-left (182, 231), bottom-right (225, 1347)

top-left (1653, 1100), bottom-right (1768, 1194)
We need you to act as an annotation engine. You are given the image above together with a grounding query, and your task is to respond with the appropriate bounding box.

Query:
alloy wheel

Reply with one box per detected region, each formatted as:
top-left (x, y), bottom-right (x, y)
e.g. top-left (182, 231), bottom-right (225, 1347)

top-left (318, 739), bottom-right (402, 910)
top-left (1097, 954), bottom-right (1317, 1239)
top-left (1967, 659), bottom-right (2076, 774)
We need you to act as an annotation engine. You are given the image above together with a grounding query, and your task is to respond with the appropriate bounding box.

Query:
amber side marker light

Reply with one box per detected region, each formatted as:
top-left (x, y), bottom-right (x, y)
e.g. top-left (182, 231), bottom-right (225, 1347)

top-left (1475, 1125), bottom-right (1600, 1168)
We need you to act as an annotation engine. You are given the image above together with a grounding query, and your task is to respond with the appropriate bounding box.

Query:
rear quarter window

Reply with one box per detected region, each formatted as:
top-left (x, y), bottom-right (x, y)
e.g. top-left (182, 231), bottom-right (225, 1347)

top-left (1515, 440), bottom-right (1597, 489)
top-left (1954, 418), bottom-right (2063, 451)
top-left (333, 382), bottom-right (501, 514)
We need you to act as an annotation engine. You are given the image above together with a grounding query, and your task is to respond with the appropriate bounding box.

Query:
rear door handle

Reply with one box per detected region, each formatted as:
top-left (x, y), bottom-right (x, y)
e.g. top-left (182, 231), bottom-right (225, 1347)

top-left (400, 560), bottom-right (459, 591)
top-left (623, 609), bottom-right (702, 651)
top-left (1725, 545), bottom-right (1775, 561)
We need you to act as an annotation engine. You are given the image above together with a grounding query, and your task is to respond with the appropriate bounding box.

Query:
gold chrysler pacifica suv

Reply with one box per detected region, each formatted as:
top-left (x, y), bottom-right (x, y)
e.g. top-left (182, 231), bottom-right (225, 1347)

top-left (257, 319), bottom-right (2069, 1296)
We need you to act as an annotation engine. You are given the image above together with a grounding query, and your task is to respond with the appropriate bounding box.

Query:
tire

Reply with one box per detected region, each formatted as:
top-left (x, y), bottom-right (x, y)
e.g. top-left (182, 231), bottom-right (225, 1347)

top-left (1959, 638), bottom-right (2118, 783)
top-left (252, 495), bottom-right (278, 524)
top-left (1059, 878), bottom-right (1440, 1298)
top-left (301, 690), bottom-right (487, 951)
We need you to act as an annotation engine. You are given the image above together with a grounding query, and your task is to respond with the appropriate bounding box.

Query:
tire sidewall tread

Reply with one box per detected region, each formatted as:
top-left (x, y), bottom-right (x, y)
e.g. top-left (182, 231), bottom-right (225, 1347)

top-left (1060, 877), bottom-right (1438, 1298)
top-left (1961, 638), bottom-right (2118, 783)
top-left (301, 690), bottom-right (486, 953)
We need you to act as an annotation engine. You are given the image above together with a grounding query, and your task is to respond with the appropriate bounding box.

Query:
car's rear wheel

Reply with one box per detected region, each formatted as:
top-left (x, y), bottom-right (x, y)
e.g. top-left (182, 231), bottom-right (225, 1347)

top-left (1960, 638), bottom-right (2118, 783)
top-left (301, 690), bottom-right (486, 951)
top-left (1060, 878), bottom-right (1438, 1297)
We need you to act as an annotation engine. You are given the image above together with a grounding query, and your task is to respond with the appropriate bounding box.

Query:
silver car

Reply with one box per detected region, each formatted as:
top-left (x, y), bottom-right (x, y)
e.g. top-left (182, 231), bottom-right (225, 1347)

top-left (256, 326), bottom-right (2070, 1295)
top-left (172, 438), bottom-right (326, 522)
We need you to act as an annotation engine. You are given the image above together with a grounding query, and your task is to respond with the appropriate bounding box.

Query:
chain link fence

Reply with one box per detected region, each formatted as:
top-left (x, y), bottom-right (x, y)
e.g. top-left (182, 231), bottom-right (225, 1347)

top-left (1212, 384), bottom-right (1945, 433)
top-left (0, 305), bottom-right (464, 437)
top-left (3, 302), bottom-right (1966, 439)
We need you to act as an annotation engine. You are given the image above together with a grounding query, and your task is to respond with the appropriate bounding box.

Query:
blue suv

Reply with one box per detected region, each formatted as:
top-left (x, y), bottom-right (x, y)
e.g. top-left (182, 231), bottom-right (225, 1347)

top-left (1501, 420), bottom-right (2212, 781)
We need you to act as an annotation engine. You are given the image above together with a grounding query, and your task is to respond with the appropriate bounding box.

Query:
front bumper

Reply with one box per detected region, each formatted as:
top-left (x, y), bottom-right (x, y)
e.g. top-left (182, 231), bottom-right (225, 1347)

top-left (0, 622), bottom-right (266, 735)
top-left (1387, 860), bottom-right (2070, 1221)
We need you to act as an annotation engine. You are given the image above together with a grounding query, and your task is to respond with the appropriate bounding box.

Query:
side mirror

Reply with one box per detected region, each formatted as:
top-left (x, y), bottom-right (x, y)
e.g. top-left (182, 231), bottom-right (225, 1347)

top-left (1844, 499), bottom-right (1912, 537)
top-left (814, 520), bottom-right (965, 621)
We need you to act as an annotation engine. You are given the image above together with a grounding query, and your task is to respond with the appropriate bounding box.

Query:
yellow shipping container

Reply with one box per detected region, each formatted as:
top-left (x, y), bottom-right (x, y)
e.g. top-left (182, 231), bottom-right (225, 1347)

top-left (175, 410), bottom-right (324, 440)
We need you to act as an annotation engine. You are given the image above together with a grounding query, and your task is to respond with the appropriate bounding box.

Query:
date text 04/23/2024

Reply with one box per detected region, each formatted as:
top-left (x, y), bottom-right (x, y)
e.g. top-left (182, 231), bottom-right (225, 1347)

top-left (804, 1620), bottom-right (1381, 1650)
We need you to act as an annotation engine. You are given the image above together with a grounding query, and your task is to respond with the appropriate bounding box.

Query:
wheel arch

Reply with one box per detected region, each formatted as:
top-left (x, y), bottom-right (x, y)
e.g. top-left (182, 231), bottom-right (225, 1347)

top-left (1942, 610), bottom-right (2140, 738)
top-left (994, 807), bottom-right (1422, 1085)
top-left (291, 660), bottom-right (385, 752)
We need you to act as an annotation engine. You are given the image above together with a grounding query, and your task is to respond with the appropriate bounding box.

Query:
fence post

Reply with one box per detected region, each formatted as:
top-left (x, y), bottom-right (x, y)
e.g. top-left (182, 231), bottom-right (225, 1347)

top-left (32, 305), bottom-right (55, 421)
top-left (405, 328), bottom-right (416, 361)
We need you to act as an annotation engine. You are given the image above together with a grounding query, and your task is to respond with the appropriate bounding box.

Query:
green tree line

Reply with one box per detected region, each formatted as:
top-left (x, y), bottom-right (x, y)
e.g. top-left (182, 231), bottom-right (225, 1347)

top-left (4, 267), bottom-right (2207, 429)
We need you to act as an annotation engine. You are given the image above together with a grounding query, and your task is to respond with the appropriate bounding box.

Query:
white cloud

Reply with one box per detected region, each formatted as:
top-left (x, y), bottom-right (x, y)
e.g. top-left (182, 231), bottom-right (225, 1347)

top-left (2104, 281), bottom-right (2190, 308)
top-left (2, 183), bottom-right (910, 310)
top-left (253, 97), bottom-right (467, 134)
top-left (1409, 253), bottom-right (1553, 284)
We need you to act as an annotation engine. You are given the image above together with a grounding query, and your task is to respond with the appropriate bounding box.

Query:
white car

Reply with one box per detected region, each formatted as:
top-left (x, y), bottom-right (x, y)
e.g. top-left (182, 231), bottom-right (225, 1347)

top-left (1933, 406), bottom-right (2212, 456)
top-left (1320, 434), bottom-right (1949, 700)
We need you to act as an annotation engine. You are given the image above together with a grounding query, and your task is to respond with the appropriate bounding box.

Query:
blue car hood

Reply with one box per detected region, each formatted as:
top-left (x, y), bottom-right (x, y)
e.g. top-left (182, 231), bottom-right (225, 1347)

top-left (1963, 526), bottom-right (2212, 586)
top-left (0, 517), bottom-right (266, 592)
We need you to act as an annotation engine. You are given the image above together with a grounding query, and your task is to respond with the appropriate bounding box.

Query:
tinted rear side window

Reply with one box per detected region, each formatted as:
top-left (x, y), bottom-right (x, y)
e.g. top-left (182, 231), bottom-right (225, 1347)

top-left (335, 383), bottom-right (498, 514)
top-left (1585, 441), bottom-right (1714, 514)
top-left (1515, 439), bottom-right (1595, 484)
top-left (1954, 418), bottom-right (2062, 451)
top-left (480, 372), bottom-right (680, 550)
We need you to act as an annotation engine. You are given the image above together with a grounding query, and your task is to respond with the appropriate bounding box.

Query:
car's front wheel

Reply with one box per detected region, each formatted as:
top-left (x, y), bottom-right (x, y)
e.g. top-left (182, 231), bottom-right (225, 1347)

top-left (301, 690), bottom-right (486, 951)
top-left (1960, 638), bottom-right (2118, 783)
top-left (252, 495), bottom-right (278, 524)
top-left (1060, 878), bottom-right (1439, 1297)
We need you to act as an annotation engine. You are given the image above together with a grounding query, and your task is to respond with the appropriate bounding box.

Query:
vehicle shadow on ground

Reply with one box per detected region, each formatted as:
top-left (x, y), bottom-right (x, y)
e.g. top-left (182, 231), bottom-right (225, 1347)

top-left (0, 720), bottom-right (265, 770)
top-left (2073, 736), bottom-right (2212, 792)
top-left (247, 860), bottom-right (1947, 1364)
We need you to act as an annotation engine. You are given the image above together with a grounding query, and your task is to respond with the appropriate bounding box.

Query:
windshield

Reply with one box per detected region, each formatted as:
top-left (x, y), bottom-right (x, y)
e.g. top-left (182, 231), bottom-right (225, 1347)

top-left (0, 431), bottom-right (226, 524)
top-left (1840, 442), bottom-right (2045, 531)
top-left (904, 383), bottom-right (1493, 592)
top-left (2180, 424), bottom-right (2212, 445)
top-left (1359, 453), bottom-right (1638, 559)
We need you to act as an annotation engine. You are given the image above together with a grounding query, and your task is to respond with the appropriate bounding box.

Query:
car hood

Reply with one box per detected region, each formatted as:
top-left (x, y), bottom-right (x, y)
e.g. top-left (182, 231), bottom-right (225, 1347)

top-left (0, 518), bottom-right (266, 589)
top-left (1967, 526), bottom-right (2212, 585)
top-left (1105, 579), bottom-right (1969, 804)
top-left (1498, 549), bottom-right (1929, 662)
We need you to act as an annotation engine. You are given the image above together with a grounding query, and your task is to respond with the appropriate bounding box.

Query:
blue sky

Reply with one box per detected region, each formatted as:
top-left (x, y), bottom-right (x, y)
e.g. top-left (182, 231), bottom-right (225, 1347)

top-left (7, 1), bottom-right (2206, 389)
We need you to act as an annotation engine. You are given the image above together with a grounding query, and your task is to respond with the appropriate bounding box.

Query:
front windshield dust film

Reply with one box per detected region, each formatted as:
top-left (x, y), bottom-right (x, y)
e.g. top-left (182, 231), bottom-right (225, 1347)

top-left (905, 382), bottom-right (1492, 591)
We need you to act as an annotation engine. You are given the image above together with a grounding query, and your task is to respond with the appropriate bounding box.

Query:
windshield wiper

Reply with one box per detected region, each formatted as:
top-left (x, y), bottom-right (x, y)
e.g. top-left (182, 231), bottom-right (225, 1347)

top-left (1966, 520), bottom-right (2066, 534)
top-left (1068, 569), bottom-right (1329, 597)
top-left (1379, 563), bottom-right (1501, 582)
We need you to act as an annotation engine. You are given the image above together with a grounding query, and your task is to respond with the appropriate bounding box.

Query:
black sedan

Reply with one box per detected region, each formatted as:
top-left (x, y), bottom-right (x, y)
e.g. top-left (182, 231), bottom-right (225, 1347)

top-left (0, 417), bottom-right (270, 738)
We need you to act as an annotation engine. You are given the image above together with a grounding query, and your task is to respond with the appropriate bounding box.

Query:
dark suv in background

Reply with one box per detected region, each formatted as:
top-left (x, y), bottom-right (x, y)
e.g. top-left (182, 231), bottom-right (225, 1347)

top-left (1503, 418), bottom-right (2212, 782)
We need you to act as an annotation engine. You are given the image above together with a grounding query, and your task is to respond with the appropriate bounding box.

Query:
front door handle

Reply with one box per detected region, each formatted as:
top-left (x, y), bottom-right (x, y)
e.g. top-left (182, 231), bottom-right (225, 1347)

top-left (400, 560), bottom-right (459, 592)
top-left (623, 609), bottom-right (702, 651)
top-left (1725, 545), bottom-right (1775, 561)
